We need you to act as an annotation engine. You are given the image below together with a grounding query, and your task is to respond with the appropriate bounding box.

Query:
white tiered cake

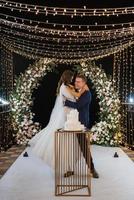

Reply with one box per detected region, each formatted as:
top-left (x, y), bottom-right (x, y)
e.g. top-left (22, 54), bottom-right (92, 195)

top-left (64, 109), bottom-right (85, 131)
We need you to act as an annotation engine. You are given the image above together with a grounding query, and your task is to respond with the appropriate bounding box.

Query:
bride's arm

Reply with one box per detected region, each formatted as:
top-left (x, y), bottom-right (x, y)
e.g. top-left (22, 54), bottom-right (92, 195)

top-left (66, 87), bottom-right (81, 98)
top-left (60, 84), bottom-right (76, 100)
top-left (66, 84), bottom-right (89, 98)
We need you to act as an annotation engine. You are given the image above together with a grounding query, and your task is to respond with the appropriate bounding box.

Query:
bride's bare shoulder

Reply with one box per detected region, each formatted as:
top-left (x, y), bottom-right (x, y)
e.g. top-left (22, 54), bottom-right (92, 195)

top-left (59, 83), bottom-right (67, 92)
top-left (60, 83), bottom-right (74, 93)
top-left (68, 84), bottom-right (75, 89)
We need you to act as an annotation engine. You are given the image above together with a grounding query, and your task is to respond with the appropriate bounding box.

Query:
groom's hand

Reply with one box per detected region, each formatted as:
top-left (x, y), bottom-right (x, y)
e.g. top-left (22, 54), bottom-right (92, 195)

top-left (64, 99), bottom-right (69, 106)
top-left (64, 99), bottom-right (77, 109)
top-left (63, 98), bottom-right (66, 106)
top-left (63, 97), bottom-right (68, 106)
top-left (64, 100), bottom-right (66, 106)
top-left (64, 99), bottom-right (67, 106)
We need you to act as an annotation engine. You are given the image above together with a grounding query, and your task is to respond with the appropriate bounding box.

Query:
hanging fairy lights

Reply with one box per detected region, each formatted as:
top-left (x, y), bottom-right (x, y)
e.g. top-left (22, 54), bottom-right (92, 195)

top-left (127, 46), bottom-right (134, 148)
top-left (124, 48), bottom-right (129, 145)
top-left (0, 13), bottom-right (134, 31)
top-left (1, 24), bottom-right (134, 49)
top-left (0, 44), bottom-right (13, 151)
top-left (0, 35), bottom-right (131, 51)
top-left (0, 0), bottom-right (134, 60)
top-left (1, 37), bottom-right (134, 62)
top-left (113, 52), bottom-right (119, 92)
top-left (121, 49), bottom-right (127, 142)
top-left (1, 33), bottom-right (133, 50)
top-left (0, 0), bottom-right (134, 17)
top-left (1, 17), bottom-right (134, 37)
top-left (113, 46), bottom-right (134, 147)
top-left (129, 46), bottom-right (134, 95)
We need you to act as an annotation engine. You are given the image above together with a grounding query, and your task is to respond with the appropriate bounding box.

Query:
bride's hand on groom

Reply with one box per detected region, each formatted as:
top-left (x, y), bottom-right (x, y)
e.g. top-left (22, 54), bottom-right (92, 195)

top-left (78, 84), bottom-right (89, 96)
top-left (83, 84), bottom-right (89, 91)
top-left (68, 84), bottom-right (74, 90)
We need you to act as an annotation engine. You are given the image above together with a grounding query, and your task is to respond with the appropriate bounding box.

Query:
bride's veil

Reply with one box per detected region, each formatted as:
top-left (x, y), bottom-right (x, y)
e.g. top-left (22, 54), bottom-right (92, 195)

top-left (46, 93), bottom-right (65, 128)
top-left (29, 87), bottom-right (65, 145)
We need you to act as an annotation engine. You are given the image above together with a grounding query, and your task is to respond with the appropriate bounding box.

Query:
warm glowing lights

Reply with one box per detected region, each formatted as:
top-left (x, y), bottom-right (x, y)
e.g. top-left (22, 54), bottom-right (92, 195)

top-left (0, 98), bottom-right (10, 105)
top-left (0, 0), bottom-right (134, 17)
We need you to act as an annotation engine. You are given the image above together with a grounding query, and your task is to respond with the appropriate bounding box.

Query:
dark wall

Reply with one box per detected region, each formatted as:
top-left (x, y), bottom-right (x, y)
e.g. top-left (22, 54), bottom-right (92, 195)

top-left (14, 0), bottom-right (134, 7)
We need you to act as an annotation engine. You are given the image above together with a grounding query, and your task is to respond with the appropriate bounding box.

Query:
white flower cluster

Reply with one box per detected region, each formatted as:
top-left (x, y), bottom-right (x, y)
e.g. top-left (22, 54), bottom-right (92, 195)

top-left (81, 61), bottom-right (121, 146)
top-left (10, 58), bottom-right (51, 145)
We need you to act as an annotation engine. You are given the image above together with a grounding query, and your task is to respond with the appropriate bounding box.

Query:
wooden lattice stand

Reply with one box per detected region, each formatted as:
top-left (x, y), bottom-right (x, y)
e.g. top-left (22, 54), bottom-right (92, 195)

top-left (55, 129), bottom-right (91, 196)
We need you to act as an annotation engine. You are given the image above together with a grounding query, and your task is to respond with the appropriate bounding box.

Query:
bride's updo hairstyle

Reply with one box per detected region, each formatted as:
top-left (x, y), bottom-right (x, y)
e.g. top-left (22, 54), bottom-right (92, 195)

top-left (56, 70), bottom-right (74, 95)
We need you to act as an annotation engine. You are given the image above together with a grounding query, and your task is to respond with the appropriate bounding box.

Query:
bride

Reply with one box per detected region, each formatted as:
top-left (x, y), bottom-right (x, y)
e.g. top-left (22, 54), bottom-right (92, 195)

top-left (29, 70), bottom-right (88, 169)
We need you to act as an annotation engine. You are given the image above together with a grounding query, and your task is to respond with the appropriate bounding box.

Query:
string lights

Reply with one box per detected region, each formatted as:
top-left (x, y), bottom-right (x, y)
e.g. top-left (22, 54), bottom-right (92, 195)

top-left (113, 46), bottom-right (134, 147)
top-left (1, 17), bottom-right (134, 37)
top-left (0, 0), bottom-right (134, 17)
top-left (0, 1), bottom-right (134, 61)
top-left (1, 37), bottom-right (134, 62)
top-left (129, 46), bottom-right (134, 95)
top-left (1, 13), bottom-right (134, 30)
top-left (127, 46), bottom-right (134, 148)
top-left (0, 44), bottom-right (13, 151)
top-left (1, 33), bottom-right (133, 50)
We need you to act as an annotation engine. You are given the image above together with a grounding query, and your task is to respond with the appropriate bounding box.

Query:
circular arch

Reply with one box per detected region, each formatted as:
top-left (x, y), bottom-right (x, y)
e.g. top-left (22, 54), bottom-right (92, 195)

top-left (10, 59), bottom-right (121, 146)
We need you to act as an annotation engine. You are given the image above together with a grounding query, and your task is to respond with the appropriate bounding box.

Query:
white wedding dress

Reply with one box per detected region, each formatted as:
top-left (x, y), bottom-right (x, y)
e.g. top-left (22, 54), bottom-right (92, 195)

top-left (29, 83), bottom-right (76, 169)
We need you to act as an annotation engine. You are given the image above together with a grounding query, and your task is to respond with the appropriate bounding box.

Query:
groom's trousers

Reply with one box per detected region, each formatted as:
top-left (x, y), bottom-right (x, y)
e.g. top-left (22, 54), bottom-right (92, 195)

top-left (77, 133), bottom-right (95, 171)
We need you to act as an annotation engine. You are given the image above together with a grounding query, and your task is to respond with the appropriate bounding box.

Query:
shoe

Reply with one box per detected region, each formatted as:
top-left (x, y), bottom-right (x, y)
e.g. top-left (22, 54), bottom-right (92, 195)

top-left (91, 169), bottom-right (99, 178)
top-left (64, 171), bottom-right (74, 178)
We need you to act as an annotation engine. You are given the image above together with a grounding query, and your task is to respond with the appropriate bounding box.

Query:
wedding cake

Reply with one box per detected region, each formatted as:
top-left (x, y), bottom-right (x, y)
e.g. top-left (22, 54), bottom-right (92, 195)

top-left (64, 109), bottom-right (85, 131)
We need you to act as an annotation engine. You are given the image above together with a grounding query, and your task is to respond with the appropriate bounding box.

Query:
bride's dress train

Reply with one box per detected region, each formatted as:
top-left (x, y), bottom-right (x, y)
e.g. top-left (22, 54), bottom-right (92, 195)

top-left (29, 83), bottom-right (76, 169)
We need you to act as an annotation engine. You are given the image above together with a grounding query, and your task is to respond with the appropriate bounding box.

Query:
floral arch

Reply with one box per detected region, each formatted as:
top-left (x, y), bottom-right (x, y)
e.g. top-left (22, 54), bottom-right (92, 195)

top-left (10, 58), bottom-right (121, 146)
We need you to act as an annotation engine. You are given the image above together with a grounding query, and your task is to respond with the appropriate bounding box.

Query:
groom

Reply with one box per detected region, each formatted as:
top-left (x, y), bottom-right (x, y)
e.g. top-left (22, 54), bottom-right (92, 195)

top-left (64, 74), bottom-right (99, 178)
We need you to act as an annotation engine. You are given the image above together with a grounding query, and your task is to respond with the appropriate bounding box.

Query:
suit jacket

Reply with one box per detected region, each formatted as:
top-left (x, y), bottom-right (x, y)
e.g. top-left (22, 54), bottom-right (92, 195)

top-left (65, 90), bottom-right (92, 128)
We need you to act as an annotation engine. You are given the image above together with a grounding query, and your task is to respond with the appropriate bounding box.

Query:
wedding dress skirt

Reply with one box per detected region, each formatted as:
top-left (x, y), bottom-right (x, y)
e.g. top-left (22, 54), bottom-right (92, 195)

top-left (29, 95), bottom-right (66, 169)
top-left (29, 83), bottom-right (77, 169)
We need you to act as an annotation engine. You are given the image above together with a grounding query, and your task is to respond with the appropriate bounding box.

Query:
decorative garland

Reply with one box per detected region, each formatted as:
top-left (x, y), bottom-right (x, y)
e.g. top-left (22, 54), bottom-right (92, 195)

top-left (10, 59), bottom-right (121, 146)
top-left (10, 58), bottom-right (51, 144)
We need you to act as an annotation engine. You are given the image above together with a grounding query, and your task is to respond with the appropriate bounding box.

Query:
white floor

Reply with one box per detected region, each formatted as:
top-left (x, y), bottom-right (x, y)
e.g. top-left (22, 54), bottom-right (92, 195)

top-left (0, 145), bottom-right (134, 200)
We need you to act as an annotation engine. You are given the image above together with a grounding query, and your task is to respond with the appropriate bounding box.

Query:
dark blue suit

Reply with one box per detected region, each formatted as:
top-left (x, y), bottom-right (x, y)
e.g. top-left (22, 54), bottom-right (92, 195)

top-left (65, 90), bottom-right (94, 170)
top-left (65, 90), bottom-right (92, 128)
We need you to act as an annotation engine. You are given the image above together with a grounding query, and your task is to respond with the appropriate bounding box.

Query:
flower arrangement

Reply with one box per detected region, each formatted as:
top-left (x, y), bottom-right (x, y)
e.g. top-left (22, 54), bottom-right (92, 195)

top-left (10, 59), bottom-right (121, 146)
top-left (10, 58), bottom-right (51, 144)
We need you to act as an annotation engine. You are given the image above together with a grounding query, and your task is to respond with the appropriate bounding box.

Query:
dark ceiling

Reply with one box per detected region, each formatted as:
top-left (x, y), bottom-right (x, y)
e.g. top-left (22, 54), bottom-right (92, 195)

top-left (7, 0), bottom-right (134, 8)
